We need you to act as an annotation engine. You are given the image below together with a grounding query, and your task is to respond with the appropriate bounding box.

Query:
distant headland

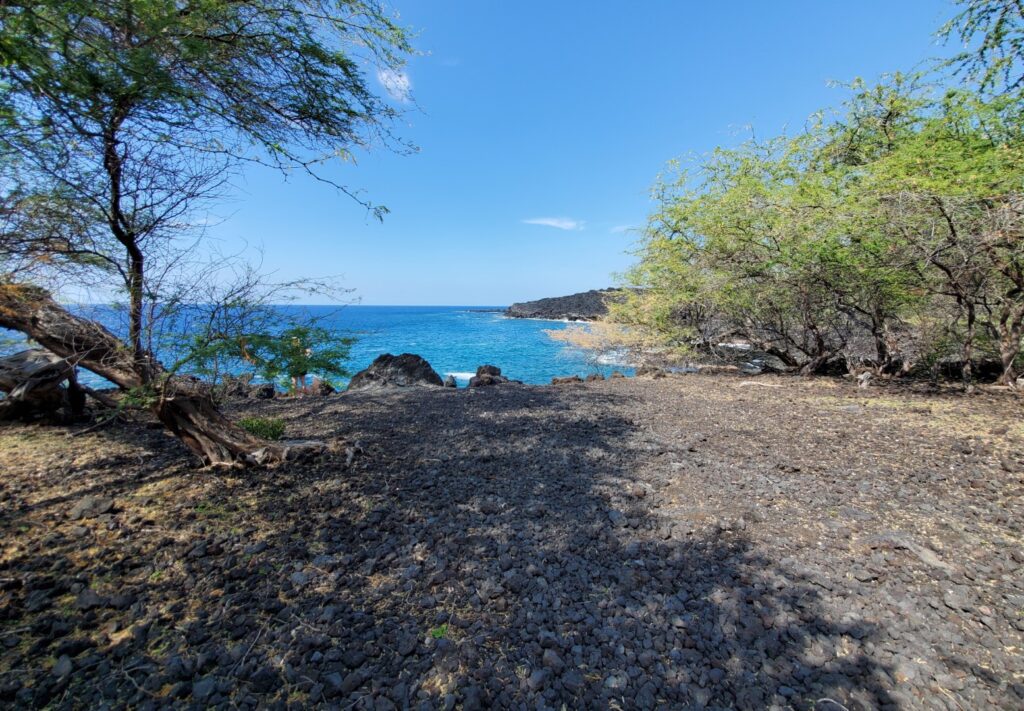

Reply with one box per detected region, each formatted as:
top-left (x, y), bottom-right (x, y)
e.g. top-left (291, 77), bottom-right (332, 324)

top-left (505, 288), bottom-right (626, 321)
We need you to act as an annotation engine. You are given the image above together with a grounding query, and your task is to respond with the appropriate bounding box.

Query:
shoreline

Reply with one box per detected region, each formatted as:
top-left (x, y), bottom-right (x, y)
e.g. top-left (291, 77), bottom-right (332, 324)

top-left (500, 314), bottom-right (592, 324)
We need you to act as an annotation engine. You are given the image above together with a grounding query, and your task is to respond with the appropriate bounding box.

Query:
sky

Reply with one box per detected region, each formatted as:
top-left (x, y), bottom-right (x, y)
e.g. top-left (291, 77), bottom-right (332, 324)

top-left (202, 0), bottom-right (961, 306)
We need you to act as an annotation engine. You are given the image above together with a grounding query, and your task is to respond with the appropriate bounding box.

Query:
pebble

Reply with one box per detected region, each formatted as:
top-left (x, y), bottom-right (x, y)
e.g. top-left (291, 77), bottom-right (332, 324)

top-left (52, 656), bottom-right (73, 679)
top-left (604, 672), bottom-right (628, 690)
top-left (541, 649), bottom-right (564, 671)
top-left (192, 677), bottom-right (216, 701)
top-left (73, 589), bottom-right (106, 610)
top-left (526, 669), bottom-right (548, 691)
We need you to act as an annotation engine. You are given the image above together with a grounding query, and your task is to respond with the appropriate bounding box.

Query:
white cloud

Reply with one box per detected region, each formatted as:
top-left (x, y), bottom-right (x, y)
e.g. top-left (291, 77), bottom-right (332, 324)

top-left (522, 217), bottom-right (585, 231)
top-left (376, 68), bottom-right (412, 102)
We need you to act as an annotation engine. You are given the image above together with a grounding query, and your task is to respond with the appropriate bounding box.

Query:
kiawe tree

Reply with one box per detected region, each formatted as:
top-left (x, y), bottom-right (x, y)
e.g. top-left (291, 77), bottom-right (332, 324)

top-left (606, 4), bottom-right (1024, 386)
top-left (0, 0), bottom-right (413, 463)
top-left (870, 89), bottom-right (1024, 385)
top-left (941, 0), bottom-right (1024, 97)
top-left (618, 73), bottom-right (1023, 384)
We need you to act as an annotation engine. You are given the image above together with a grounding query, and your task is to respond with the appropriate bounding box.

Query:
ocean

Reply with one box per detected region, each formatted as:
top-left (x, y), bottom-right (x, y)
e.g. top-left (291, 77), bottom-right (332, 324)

top-left (1, 305), bottom-right (632, 388)
top-left (305, 305), bottom-right (630, 386)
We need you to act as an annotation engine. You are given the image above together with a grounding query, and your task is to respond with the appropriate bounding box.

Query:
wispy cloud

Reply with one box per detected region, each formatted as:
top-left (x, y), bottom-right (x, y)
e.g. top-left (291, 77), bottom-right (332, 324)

top-left (610, 224), bottom-right (637, 234)
top-left (522, 217), bottom-right (585, 231)
top-left (377, 68), bottom-right (412, 102)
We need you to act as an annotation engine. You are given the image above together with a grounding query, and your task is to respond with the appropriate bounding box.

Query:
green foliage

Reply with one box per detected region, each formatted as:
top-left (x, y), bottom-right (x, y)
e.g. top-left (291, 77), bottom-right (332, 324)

top-left (620, 76), bottom-right (1024, 381)
top-left (200, 325), bottom-right (353, 392)
top-left (238, 417), bottom-right (285, 441)
top-left (430, 624), bottom-right (449, 640)
top-left (611, 7), bottom-right (1024, 385)
top-left (253, 325), bottom-right (354, 390)
top-left (940, 0), bottom-right (1024, 97)
top-left (0, 0), bottom-right (412, 188)
top-left (121, 385), bottom-right (159, 410)
top-left (0, 0), bottom-right (411, 393)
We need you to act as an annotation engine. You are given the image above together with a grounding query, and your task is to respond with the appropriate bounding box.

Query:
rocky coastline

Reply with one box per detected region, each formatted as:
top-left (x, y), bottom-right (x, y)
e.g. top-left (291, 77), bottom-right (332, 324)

top-left (505, 288), bottom-right (626, 321)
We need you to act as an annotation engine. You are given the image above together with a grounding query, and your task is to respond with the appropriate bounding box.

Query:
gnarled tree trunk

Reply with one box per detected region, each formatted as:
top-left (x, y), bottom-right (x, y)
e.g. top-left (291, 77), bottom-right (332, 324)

top-left (0, 348), bottom-right (85, 422)
top-left (995, 309), bottom-right (1023, 387)
top-left (0, 284), bottom-right (306, 465)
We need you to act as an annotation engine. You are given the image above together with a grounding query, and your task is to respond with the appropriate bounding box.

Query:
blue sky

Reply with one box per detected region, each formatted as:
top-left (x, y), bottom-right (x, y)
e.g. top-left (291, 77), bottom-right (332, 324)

top-left (205, 0), bottom-right (959, 305)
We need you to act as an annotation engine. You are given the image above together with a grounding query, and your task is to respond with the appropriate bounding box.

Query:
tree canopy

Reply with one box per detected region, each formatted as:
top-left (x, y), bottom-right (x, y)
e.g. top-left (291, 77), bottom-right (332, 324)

top-left (616, 75), bottom-right (1024, 384)
top-left (941, 0), bottom-right (1024, 96)
top-left (0, 0), bottom-right (414, 463)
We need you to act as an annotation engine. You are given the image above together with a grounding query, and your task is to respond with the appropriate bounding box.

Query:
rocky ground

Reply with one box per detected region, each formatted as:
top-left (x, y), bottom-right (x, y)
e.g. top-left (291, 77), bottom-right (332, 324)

top-left (1, 374), bottom-right (1022, 710)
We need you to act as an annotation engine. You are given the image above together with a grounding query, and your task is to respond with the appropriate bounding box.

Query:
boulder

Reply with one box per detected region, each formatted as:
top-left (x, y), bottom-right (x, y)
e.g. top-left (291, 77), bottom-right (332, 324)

top-left (218, 373), bottom-right (253, 399)
top-left (69, 496), bottom-right (115, 521)
top-left (443, 375), bottom-right (457, 388)
top-left (610, 371), bottom-right (626, 379)
top-left (254, 383), bottom-right (276, 399)
top-left (468, 374), bottom-right (506, 387)
top-left (635, 365), bottom-right (667, 378)
top-left (347, 354), bottom-right (443, 390)
top-left (585, 373), bottom-right (605, 382)
top-left (551, 375), bottom-right (583, 385)
top-left (468, 364), bottom-right (509, 387)
top-left (313, 379), bottom-right (335, 396)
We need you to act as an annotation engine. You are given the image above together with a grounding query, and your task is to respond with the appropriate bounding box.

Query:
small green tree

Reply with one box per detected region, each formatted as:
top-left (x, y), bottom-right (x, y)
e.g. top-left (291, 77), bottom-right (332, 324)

top-left (245, 326), bottom-right (353, 393)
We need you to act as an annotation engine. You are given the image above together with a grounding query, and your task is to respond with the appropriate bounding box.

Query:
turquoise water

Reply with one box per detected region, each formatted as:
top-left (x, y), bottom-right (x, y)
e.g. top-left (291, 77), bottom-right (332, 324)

top-left (313, 305), bottom-right (630, 386)
top-left (2, 305), bottom-right (632, 388)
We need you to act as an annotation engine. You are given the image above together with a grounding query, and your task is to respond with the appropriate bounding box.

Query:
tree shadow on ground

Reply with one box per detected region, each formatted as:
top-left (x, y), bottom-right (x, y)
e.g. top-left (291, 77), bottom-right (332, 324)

top-left (220, 385), bottom-right (896, 709)
top-left (2, 385), bottom-right (898, 709)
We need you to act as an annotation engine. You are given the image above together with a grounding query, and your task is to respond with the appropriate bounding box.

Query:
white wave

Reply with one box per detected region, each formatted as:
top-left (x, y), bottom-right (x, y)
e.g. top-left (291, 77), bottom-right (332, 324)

top-left (595, 349), bottom-right (632, 366)
top-left (503, 315), bottom-right (588, 323)
top-left (446, 372), bottom-right (476, 381)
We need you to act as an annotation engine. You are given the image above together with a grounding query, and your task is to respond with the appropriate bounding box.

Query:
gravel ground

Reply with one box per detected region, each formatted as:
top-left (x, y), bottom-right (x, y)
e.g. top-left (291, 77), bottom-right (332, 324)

top-left (1, 373), bottom-right (1023, 710)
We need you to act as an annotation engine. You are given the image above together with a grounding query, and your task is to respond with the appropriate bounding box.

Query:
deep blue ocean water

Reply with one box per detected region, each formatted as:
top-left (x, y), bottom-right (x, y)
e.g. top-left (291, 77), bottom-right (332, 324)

top-left (1, 305), bottom-right (632, 388)
top-left (304, 305), bottom-right (631, 386)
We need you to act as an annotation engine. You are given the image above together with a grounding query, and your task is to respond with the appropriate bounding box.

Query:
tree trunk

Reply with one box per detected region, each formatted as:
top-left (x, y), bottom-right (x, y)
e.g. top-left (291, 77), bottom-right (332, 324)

top-left (154, 377), bottom-right (315, 466)
top-left (962, 302), bottom-right (976, 390)
top-left (872, 330), bottom-right (890, 372)
top-left (0, 348), bottom-right (85, 422)
top-left (0, 284), bottom-right (302, 465)
top-left (994, 305), bottom-right (1023, 386)
top-left (997, 329), bottom-right (1021, 386)
top-left (749, 338), bottom-right (801, 370)
top-left (869, 310), bottom-right (903, 375)
top-left (799, 352), bottom-right (833, 376)
top-left (798, 324), bottom-right (840, 376)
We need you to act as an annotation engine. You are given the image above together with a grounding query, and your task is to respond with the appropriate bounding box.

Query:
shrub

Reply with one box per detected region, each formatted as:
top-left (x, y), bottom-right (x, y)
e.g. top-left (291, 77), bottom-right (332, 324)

top-left (238, 417), bottom-right (285, 441)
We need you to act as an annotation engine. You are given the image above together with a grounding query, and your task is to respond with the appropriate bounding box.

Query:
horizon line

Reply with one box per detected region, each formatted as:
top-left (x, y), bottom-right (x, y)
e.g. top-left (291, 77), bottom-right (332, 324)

top-left (57, 302), bottom-right (511, 308)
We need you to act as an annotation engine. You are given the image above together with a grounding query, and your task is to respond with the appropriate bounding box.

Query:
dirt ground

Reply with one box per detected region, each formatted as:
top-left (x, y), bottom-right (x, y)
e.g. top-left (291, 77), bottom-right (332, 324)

top-left (1, 373), bottom-right (1022, 709)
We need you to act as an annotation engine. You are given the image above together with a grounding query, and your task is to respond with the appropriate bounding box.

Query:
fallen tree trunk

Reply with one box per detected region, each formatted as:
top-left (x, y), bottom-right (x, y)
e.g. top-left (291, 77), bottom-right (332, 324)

top-left (0, 348), bottom-right (85, 422)
top-left (0, 284), bottom-right (306, 465)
